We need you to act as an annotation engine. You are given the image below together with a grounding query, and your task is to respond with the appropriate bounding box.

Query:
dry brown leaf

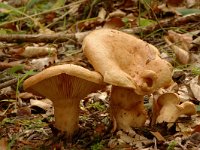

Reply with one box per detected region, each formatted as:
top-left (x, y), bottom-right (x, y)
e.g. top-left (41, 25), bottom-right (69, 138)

top-left (107, 9), bottom-right (126, 18)
top-left (164, 36), bottom-right (190, 64)
top-left (17, 106), bottom-right (32, 116)
top-left (167, 30), bottom-right (193, 51)
top-left (98, 7), bottom-right (107, 20)
top-left (117, 131), bottom-right (134, 144)
top-left (30, 55), bottom-right (57, 71)
top-left (103, 17), bottom-right (125, 29)
top-left (178, 85), bottom-right (192, 102)
top-left (176, 122), bottom-right (193, 133)
top-left (30, 99), bottom-right (53, 111)
top-left (192, 36), bottom-right (200, 45)
top-left (22, 46), bottom-right (56, 58)
top-left (18, 92), bottom-right (35, 99)
top-left (150, 131), bottom-right (166, 142)
top-left (190, 76), bottom-right (200, 101)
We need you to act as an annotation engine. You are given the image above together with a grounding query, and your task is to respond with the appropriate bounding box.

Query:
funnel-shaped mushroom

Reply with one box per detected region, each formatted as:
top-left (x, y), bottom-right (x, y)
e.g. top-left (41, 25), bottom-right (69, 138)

top-left (83, 29), bottom-right (173, 95)
top-left (23, 64), bottom-right (105, 138)
top-left (83, 29), bottom-right (173, 131)
top-left (156, 93), bottom-right (196, 128)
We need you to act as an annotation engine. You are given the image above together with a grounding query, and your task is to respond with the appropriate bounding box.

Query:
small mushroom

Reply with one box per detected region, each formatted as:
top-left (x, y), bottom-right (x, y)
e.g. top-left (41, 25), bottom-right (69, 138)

top-left (83, 29), bottom-right (173, 131)
top-left (23, 64), bottom-right (105, 138)
top-left (156, 93), bottom-right (196, 128)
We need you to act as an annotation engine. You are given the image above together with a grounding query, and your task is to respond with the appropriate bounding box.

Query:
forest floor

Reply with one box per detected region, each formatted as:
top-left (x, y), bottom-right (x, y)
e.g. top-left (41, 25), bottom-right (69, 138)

top-left (0, 0), bottom-right (200, 149)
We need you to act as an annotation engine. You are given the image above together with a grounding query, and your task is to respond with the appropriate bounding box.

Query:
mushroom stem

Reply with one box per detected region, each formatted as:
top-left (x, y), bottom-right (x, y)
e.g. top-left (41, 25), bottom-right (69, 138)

top-left (110, 86), bottom-right (147, 133)
top-left (53, 98), bottom-right (80, 138)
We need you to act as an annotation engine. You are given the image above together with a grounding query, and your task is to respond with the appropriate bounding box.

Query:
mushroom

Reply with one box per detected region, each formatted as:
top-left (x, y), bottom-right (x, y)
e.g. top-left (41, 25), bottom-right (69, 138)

top-left (23, 64), bottom-right (105, 138)
top-left (82, 29), bottom-right (173, 131)
top-left (156, 93), bottom-right (197, 128)
top-left (110, 86), bottom-right (147, 133)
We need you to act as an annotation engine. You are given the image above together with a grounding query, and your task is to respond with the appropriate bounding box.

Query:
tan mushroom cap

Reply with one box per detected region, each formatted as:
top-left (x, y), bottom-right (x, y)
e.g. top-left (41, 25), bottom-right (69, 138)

top-left (156, 93), bottom-right (197, 126)
top-left (24, 64), bottom-right (103, 90)
top-left (157, 92), bottom-right (180, 107)
top-left (23, 64), bottom-right (105, 104)
top-left (83, 29), bottom-right (173, 95)
top-left (177, 101), bottom-right (196, 116)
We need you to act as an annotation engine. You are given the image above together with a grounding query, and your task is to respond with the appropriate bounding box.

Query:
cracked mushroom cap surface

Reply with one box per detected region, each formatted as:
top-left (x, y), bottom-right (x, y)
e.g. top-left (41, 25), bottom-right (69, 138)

top-left (83, 29), bottom-right (173, 95)
top-left (23, 64), bottom-right (105, 100)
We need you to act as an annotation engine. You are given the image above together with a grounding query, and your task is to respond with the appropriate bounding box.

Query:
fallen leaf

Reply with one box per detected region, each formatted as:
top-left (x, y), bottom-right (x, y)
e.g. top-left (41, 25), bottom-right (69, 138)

top-left (21, 46), bottom-right (56, 58)
top-left (150, 131), bottom-right (166, 142)
top-left (17, 106), bottom-right (32, 116)
top-left (104, 17), bottom-right (125, 29)
top-left (18, 92), bottom-right (35, 99)
top-left (167, 30), bottom-right (193, 51)
top-left (30, 55), bottom-right (57, 71)
top-left (30, 99), bottom-right (53, 111)
top-left (164, 36), bottom-right (190, 64)
top-left (117, 131), bottom-right (134, 144)
top-left (98, 7), bottom-right (106, 20)
top-left (190, 76), bottom-right (200, 101)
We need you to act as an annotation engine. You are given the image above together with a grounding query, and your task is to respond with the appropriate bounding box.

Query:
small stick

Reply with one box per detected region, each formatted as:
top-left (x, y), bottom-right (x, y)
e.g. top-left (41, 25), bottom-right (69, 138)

top-left (0, 78), bottom-right (18, 90)
top-left (0, 13), bottom-right (199, 43)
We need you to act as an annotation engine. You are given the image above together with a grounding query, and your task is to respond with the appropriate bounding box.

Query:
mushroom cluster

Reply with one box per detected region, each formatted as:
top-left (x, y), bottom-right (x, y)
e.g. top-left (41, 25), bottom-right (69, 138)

top-left (83, 29), bottom-right (173, 132)
top-left (155, 93), bottom-right (196, 128)
top-left (23, 29), bottom-right (183, 139)
top-left (23, 64), bottom-right (105, 138)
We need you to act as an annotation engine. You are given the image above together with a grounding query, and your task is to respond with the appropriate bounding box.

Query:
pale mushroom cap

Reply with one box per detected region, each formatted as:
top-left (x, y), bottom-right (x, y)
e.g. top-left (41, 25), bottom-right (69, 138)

top-left (23, 64), bottom-right (105, 101)
top-left (24, 64), bottom-right (103, 90)
top-left (157, 93), bottom-right (180, 107)
top-left (83, 29), bottom-right (173, 95)
top-left (179, 101), bottom-right (197, 115)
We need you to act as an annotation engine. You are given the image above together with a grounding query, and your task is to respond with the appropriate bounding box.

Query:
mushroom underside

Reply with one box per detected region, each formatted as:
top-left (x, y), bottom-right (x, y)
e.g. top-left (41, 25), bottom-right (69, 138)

top-left (24, 72), bottom-right (104, 138)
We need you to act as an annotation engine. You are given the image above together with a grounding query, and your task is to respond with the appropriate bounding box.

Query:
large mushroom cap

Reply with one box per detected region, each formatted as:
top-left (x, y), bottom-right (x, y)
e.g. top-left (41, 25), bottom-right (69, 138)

top-left (83, 29), bottom-right (173, 95)
top-left (24, 64), bottom-right (105, 98)
top-left (24, 64), bottom-right (103, 89)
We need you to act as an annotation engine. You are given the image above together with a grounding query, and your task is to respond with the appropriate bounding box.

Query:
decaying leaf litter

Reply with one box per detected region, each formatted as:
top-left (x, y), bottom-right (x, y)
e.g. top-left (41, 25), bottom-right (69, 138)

top-left (0, 0), bottom-right (200, 149)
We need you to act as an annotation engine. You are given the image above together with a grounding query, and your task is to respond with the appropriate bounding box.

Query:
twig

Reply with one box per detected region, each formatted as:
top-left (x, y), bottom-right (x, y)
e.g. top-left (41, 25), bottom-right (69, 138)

top-left (0, 78), bottom-right (18, 90)
top-left (0, 76), bottom-right (15, 83)
top-left (123, 13), bottom-right (200, 35)
top-left (0, 13), bottom-right (199, 43)
top-left (0, 62), bottom-right (31, 70)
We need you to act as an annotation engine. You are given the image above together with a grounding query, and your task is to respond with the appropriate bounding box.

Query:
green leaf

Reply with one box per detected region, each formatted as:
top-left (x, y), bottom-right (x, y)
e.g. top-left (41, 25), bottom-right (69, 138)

top-left (177, 9), bottom-right (200, 16)
top-left (138, 18), bottom-right (156, 27)
top-left (6, 65), bottom-right (24, 75)
top-left (196, 105), bottom-right (200, 112)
